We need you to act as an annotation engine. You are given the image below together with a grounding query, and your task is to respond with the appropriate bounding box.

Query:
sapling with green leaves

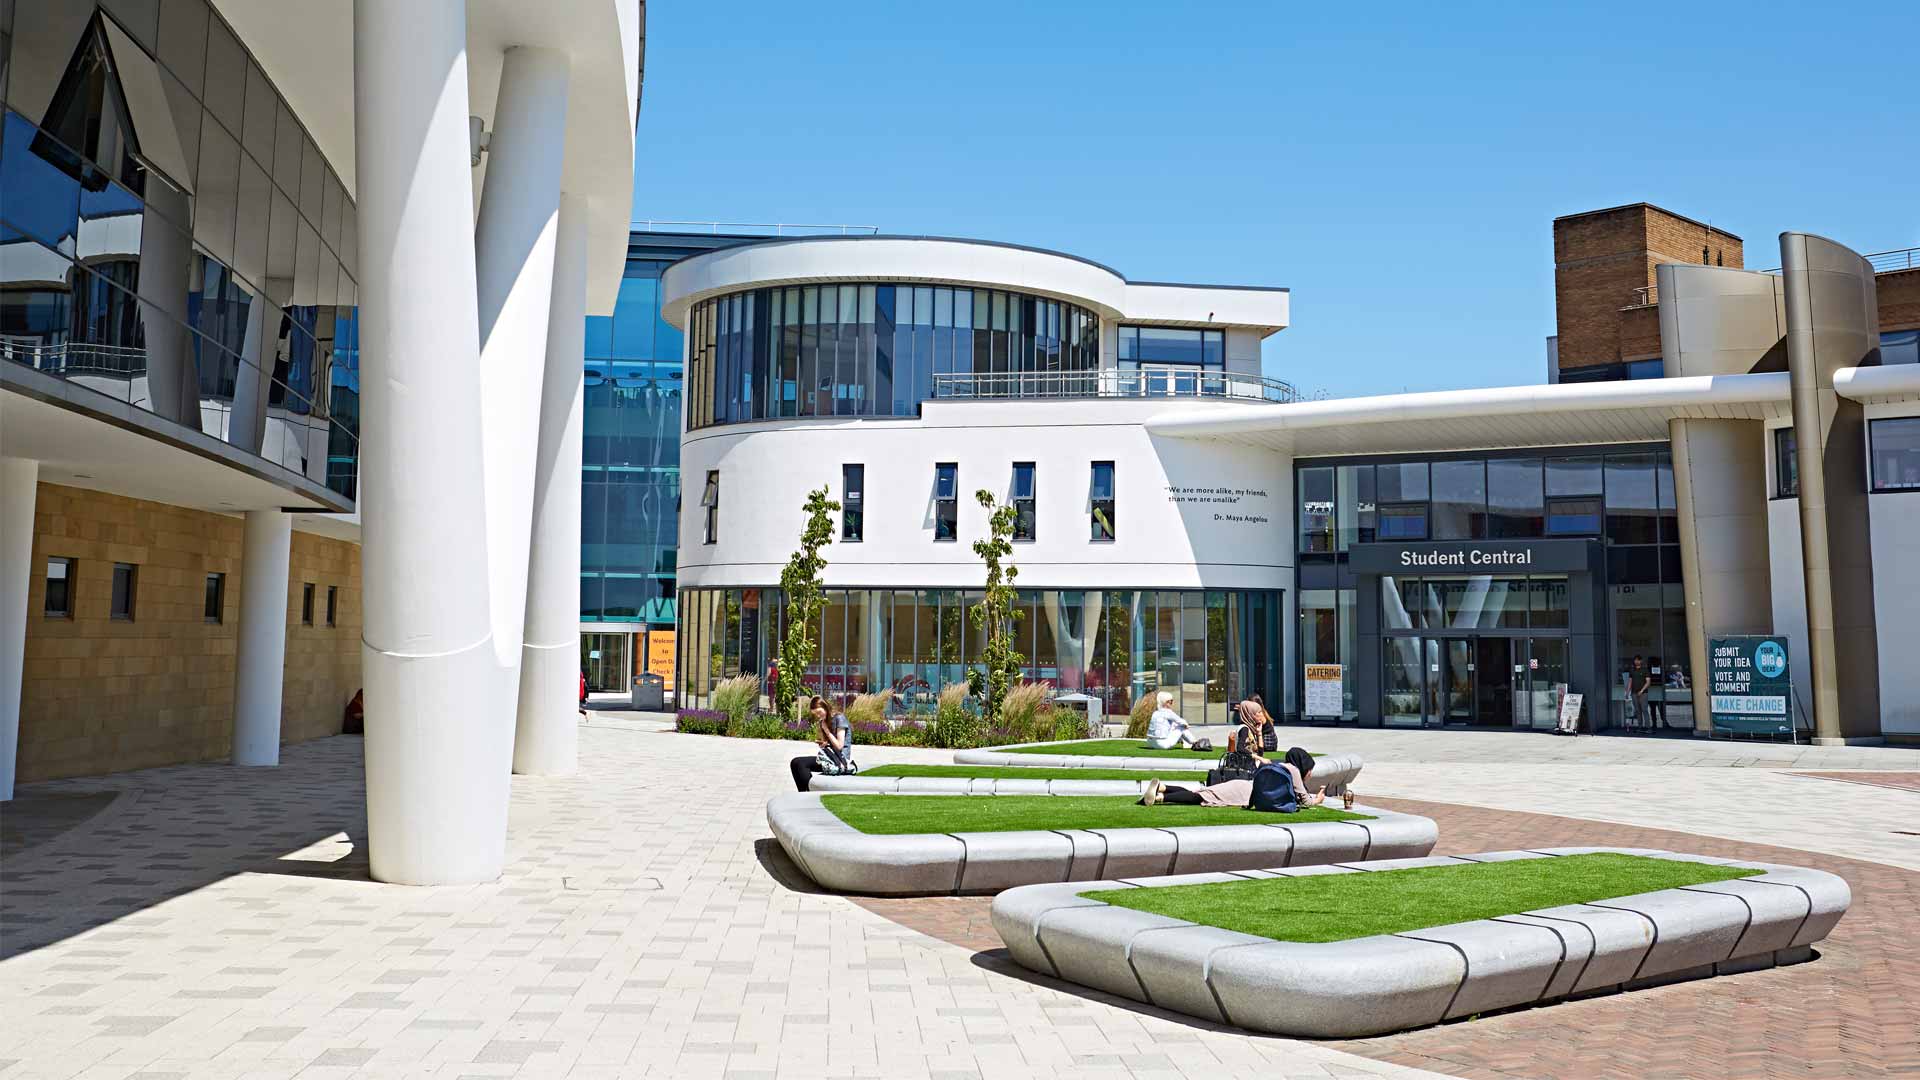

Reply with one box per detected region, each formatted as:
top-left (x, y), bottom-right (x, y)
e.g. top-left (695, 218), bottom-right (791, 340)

top-left (773, 485), bottom-right (840, 719)
top-left (968, 488), bottom-right (1025, 726)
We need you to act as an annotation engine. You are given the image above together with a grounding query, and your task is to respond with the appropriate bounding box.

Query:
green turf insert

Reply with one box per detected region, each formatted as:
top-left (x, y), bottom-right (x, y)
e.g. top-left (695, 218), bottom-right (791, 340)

top-left (998, 739), bottom-right (1313, 760)
top-left (1088, 853), bottom-right (1760, 943)
top-left (861, 764), bottom-right (1211, 782)
top-left (820, 794), bottom-right (1368, 835)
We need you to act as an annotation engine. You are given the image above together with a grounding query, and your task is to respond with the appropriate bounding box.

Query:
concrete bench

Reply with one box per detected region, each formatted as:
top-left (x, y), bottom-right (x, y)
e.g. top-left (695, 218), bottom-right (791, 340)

top-left (950, 746), bottom-right (1363, 795)
top-left (765, 792), bottom-right (1435, 897)
top-left (990, 847), bottom-right (1850, 1038)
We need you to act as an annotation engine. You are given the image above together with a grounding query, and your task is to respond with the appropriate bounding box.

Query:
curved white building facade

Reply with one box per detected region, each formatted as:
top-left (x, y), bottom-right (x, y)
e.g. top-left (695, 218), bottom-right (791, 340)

top-left (664, 233), bottom-right (1920, 747)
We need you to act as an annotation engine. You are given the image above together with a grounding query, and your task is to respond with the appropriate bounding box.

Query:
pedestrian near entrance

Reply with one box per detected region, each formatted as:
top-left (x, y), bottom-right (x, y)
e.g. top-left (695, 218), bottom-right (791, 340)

top-left (1145, 692), bottom-right (1197, 750)
top-left (1627, 655), bottom-right (1651, 733)
top-left (788, 696), bottom-right (855, 791)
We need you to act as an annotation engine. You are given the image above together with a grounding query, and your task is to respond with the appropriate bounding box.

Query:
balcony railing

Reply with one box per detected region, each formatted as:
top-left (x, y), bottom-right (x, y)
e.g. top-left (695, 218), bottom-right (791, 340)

top-left (1627, 246), bottom-right (1920, 307)
top-left (629, 220), bottom-right (880, 236)
top-left (932, 365), bottom-right (1302, 405)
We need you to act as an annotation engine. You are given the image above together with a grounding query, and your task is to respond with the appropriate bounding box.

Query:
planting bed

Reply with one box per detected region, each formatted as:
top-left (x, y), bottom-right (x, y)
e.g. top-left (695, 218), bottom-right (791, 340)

top-left (991, 847), bottom-right (1850, 1038)
top-left (766, 792), bottom-right (1434, 896)
top-left (955, 743), bottom-right (1364, 796)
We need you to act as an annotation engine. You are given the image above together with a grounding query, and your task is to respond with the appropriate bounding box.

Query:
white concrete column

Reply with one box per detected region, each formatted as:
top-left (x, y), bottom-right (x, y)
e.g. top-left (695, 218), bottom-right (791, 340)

top-left (0, 458), bottom-right (37, 801)
top-left (354, 0), bottom-right (507, 885)
top-left (475, 46), bottom-right (571, 752)
top-left (515, 194), bottom-right (587, 775)
top-left (231, 511), bottom-right (293, 766)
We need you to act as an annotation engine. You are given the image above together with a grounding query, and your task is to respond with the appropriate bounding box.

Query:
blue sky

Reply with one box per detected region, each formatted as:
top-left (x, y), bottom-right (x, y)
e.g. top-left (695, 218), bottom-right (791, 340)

top-left (630, 1), bottom-right (1918, 398)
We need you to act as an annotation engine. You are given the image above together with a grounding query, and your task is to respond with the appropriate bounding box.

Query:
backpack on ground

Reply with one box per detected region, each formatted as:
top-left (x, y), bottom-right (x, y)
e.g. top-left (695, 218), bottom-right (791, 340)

top-left (1245, 763), bottom-right (1299, 813)
top-left (1190, 737), bottom-right (1213, 753)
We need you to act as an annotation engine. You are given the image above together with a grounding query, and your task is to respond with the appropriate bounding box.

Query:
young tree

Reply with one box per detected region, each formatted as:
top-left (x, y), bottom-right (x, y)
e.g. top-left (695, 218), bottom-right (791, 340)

top-left (968, 488), bottom-right (1025, 726)
top-left (774, 486), bottom-right (840, 719)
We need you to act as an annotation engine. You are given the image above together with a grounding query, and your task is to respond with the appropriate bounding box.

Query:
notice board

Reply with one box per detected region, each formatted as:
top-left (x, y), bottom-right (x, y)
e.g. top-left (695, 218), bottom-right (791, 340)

top-left (1708, 635), bottom-right (1791, 735)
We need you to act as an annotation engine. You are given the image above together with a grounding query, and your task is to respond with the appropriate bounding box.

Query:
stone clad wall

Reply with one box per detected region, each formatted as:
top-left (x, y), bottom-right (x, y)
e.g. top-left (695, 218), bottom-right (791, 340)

top-left (19, 483), bottom-right (361, 783)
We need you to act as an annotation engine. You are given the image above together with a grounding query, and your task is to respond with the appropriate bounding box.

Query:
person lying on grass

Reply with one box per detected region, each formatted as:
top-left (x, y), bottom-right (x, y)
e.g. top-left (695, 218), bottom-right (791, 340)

top-left (1139, 747), bottom-right (1353, 809)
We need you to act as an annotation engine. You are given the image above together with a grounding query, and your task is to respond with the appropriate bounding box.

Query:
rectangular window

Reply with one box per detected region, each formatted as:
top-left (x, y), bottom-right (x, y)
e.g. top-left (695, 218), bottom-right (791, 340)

top-left (934, 463), bottom-right (959, 541)
top-left (1774, 427), bottom-right (1799, 498)
top-left (842, 464), bottom-right (864, 542)
top-left (1090, 461), bottom-right (1116, 541)
top-left (204, 573), bottom-right (225, 623)
top-left (111, 564), bottom-right (137, 621)
top-left (1870, 417), bottom-right (1920, 492)
top-left (1430, 460), bottom-right (1487, 540)
top-left (326, 586), bottom-right (338, 627)
top-left (1116, 326), bottom-right (1225, 368)
top-left (1376, 503), bottom-right (1428, 540)
top-left (1299, 466), bottom-right (1335, 553)
top-left (701, 470), bottom-right (719, 543)
top-left (302, 583), bottom-right (315, 626)
top-left (1012, 462), bottom-right (1036, 541)
top-left (44, 558), bottom-right (75, 618)
top-left (1546, 496), bottom-right (1603, 536)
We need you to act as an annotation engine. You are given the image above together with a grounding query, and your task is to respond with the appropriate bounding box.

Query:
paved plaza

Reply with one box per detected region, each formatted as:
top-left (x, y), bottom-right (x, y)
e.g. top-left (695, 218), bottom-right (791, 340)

top-left (2, 718), bottom-right (1916, 1079)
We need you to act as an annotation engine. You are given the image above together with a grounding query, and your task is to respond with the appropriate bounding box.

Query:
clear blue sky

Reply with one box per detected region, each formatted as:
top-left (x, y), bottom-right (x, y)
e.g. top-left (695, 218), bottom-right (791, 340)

top-left (631, 1), bottom-right (1918, 398)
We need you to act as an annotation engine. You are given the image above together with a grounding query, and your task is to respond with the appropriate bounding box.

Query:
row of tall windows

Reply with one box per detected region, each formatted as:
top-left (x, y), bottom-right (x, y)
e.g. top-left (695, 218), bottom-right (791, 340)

top-left (678, 586), bottom-right (1283, 721)
top-left (818, 462), bottom-right (1123, 544)
top-left (683, 284), bottom-right (1101, 428)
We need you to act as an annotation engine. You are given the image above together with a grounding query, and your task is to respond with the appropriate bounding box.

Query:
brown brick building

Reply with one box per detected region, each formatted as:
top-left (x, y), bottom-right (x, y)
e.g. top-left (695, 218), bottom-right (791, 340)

top-left (1552, 203), bottom-right (1920, 381)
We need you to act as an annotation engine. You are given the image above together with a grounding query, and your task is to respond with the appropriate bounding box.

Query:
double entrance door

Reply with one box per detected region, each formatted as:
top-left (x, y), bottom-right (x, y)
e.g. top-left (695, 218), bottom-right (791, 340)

top-left (1385, 635), bottom-right (1568, 727)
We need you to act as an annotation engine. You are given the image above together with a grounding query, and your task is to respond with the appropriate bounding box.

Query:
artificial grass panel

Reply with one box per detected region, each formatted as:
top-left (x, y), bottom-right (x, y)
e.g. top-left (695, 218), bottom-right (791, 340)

top-left (820, 795), bottom-right (1368, 835)
top-left (861, 764), bottom-right (1211, 781)
top-left (1090, 853), bottom-right (1760, 943)
top-left (999, 739), bottom-right (1303, 760)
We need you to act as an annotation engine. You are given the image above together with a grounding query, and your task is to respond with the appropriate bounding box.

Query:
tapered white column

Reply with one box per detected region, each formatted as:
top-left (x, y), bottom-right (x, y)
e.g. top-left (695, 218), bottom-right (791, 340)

top-left (231, 511), bottom-right (292, 766)
top-left (515, 195), bottom-right (587, 775)
top-left (476, 46), bottom-right (571, 758)
top-left (0, 458), bottom-right (37, 801)
top-left (354, 0), bottom-right (507, 885)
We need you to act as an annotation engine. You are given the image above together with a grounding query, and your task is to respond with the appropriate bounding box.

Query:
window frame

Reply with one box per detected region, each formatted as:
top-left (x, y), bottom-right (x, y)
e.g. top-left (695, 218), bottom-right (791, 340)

top-left (1773, 426), bottom-right (1799, 499)
top-left (301, 582), bottom-right (316, 626)
top-left (1011, 462), bottom-right (1037, 542)
top-left (204, 572), bottom-right (226, 624)
top-left (44, 557), bottom-right (76, 619)
top-left (110, 563), bottom-right (138, 621)
top-left (326, 585), bottom-right (338, 627)
top-left (1090, 461), bottom-right (1116, 542)
top-left (934, 463), bottom-right (959, 542)
top-left (701, 470), bottom-right (720, 544)
top-left (841, 464), bottom-right (864, 543)
top-left (1869, 416), bottom-right (1920, 494)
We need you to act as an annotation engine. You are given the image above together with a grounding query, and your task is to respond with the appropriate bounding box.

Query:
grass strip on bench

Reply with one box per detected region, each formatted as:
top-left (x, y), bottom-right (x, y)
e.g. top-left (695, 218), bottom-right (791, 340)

top-left (821, 794), bottom-right (1369, 835)
top-left (997, 739), bottom-right (1314, 760)
top-left (1090, 852), bottom-right (1759, 942)
top-left (860, 764), bottom-right (1211, 782)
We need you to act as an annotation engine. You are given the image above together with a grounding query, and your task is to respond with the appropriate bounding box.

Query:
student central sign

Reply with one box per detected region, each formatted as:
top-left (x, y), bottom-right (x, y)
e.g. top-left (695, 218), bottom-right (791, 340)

top-left (1397, 548), bottom-right (1535, 568)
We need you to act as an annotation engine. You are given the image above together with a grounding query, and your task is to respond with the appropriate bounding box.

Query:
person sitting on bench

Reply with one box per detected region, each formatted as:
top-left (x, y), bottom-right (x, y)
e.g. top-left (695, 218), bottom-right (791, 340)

top-left (1144, 692), bottom-right (1196, 749)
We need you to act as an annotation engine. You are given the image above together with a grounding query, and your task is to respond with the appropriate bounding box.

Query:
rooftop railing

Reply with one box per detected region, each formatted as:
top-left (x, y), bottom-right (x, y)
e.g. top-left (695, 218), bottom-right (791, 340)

top-left (931, 365), bottom-right (1302, 405)
top-left (629, 220), bottom-right (880, 236)
top-left (1627, 246), bottom-right (1920, 307)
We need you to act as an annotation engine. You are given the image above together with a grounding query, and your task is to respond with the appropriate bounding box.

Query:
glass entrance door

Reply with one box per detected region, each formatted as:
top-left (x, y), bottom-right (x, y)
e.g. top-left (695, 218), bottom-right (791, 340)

top-left (1475, 637), bottom-right (1519, 726)
top-left (1437, 638), bottom-right (1474, 725)
top-left (1525, 636), bottom-right (1569, 729)
top-left (581, 632), bottom-right (630, 692)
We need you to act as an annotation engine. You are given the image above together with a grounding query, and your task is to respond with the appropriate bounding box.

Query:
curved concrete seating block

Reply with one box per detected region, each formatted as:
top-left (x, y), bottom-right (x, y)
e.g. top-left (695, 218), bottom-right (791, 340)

top-left (989, 846), bottom-right (1851, 1037)
top-left (952, 745), bottom-right (1365, 794)
top-left (810, 774), bottom-right (1200, 796)
top-left (765, 793), bottom-right (1435, 896)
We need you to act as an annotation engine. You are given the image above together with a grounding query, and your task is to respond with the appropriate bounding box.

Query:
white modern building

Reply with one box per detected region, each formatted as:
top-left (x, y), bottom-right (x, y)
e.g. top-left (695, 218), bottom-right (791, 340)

top-left (664, 232), bottom-right (1920, 746)
top-left (1, 0), bottom-right (644, 885)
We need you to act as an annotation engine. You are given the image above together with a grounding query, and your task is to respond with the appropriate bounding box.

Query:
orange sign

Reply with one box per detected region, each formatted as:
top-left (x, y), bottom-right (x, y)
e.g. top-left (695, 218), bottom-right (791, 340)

top-left (645, 629), bottom-right (676, 682)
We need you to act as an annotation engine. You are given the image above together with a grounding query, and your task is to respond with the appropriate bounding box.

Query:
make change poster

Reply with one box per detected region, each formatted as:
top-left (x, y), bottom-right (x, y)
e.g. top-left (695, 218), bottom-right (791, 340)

top-left (1708, 635), bottom-right (1791, 735)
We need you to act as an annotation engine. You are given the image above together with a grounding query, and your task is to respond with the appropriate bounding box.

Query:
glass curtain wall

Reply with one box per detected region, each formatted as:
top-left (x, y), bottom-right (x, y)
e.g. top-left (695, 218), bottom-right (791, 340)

top-left (677, 586), bottom-right (1282, 722)
top-left (684, 284), bottom-right (1100, 428)
top-left (1, 2), bottom-right (359, 497)
top-left (1295, 446), bottom-right (1686, 729)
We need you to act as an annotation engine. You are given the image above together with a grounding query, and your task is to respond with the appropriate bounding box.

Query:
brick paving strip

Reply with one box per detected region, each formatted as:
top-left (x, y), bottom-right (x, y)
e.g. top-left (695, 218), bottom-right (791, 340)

top-left (850, 796), bottom-right (1920, 1080)
top-left (1793, 771), bottom-right (1920, 795)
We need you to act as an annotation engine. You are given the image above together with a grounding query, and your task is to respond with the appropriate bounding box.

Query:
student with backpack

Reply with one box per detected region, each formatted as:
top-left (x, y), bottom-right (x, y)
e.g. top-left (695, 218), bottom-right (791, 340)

top-left (1139, 747), bottom-right (1350, 811)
